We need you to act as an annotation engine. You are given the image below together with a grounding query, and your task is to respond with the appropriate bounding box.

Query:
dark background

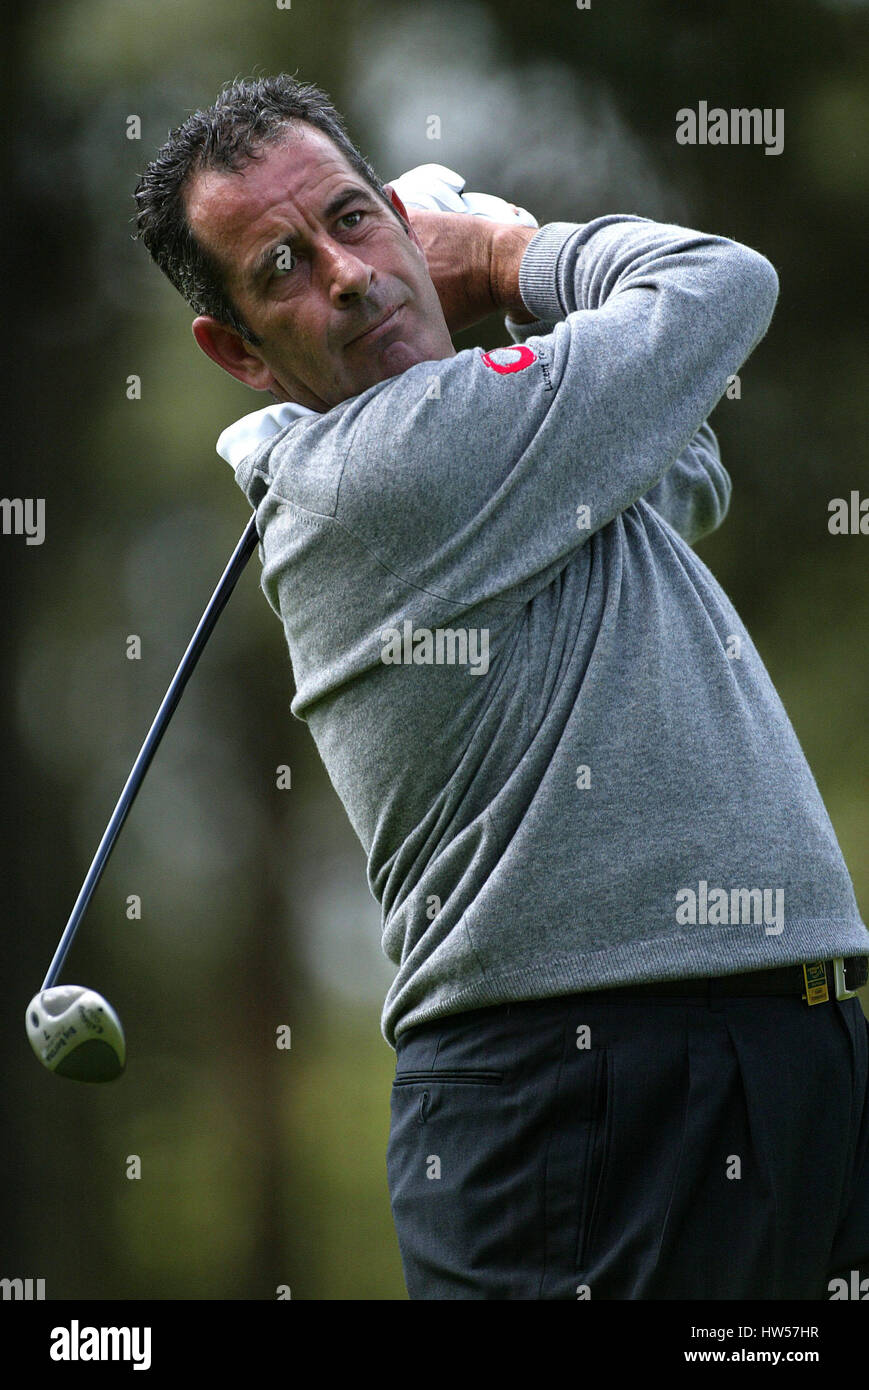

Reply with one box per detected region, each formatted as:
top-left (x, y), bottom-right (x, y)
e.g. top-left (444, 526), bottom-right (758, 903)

top-left (2, 0), bottom-right (866, 1298)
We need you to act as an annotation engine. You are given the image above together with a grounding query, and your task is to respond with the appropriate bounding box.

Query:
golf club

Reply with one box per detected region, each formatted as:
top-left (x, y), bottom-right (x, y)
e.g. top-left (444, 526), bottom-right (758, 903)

top-left (26, 512), bottom-right (259, 1082)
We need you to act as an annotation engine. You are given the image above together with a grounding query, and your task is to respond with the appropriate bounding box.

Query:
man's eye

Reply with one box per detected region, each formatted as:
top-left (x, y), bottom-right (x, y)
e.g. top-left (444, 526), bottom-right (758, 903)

top-left (340, 211), bottom-right (364, 228)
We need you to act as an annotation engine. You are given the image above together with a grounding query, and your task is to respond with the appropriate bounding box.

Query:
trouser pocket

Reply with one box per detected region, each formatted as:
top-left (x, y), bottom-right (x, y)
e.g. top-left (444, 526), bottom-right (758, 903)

top-left (540, 1045), bottom-right (610, 1296)
top-left (393, 1069), bottom-right (504, 1086)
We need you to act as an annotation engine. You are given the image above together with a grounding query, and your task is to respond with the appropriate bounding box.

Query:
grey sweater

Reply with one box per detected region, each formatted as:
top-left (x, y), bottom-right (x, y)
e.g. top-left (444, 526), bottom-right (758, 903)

top-left (229, 215), bottom-right (867, 1046)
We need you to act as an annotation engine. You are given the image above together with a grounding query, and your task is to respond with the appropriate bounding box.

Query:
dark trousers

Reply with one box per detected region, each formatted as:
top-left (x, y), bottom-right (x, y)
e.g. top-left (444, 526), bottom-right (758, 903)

top-left (386, 990), bottom-right (869, 1298)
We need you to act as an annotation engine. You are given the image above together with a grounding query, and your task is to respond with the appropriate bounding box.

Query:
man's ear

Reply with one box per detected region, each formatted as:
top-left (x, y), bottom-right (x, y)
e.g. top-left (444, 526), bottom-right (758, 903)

top-left (191, 316), bottom-right (274, 391)
top-left (383, 185), bottom-right (424, 251)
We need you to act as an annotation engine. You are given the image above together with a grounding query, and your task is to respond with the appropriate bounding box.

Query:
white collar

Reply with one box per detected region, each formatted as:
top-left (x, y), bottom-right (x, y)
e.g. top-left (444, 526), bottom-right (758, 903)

top-left (216, 401), bottom-right (320, 468)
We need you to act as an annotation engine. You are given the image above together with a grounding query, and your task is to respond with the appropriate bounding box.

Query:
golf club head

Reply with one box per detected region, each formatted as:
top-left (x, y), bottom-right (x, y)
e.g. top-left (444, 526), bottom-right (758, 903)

top-left (26, 985), bottom-right (125, 1082)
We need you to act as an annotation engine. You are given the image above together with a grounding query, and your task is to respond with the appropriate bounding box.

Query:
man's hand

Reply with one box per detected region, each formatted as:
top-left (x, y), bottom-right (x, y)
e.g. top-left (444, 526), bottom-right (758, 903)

top-left (402, 207), bottom-right (538, 333)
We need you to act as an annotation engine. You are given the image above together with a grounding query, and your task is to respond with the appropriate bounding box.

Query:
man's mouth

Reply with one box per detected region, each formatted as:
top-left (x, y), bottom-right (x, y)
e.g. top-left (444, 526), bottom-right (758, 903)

top-left (346, 305), bottom-right (401, 347)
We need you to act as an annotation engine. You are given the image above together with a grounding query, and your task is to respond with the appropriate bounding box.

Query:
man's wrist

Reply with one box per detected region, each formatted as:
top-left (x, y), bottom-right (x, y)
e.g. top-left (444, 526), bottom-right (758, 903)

top-left (489, 223), bottom-right (539, 322)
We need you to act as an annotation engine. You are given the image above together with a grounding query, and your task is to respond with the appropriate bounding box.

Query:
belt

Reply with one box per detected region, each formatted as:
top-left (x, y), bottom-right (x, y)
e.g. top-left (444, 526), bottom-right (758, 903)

top-left (581, 956), bottom-right (868, 1005)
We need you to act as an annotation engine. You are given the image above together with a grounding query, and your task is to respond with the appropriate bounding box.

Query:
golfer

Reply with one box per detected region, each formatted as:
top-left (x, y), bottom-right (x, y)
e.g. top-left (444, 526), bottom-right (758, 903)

top-left (135, 74), bottom-right (869, 1300)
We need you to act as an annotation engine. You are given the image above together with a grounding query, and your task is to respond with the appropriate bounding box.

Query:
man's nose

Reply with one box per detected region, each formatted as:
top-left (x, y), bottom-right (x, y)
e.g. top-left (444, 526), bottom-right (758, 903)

top-left (321, 238), bottom-right (372, 304)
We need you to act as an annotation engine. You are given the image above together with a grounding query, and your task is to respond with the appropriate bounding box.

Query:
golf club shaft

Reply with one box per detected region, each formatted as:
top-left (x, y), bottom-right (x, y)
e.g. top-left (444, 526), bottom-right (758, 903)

top-left (41, 513), bottom-right (259, 992)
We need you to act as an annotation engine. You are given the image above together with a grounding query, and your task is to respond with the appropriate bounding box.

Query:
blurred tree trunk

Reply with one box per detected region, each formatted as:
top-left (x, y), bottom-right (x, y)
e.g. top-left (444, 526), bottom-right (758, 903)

top-left (0, 0), bottom-right (30, 1284)
top-left (0, 4), bottom-right (122, 1295)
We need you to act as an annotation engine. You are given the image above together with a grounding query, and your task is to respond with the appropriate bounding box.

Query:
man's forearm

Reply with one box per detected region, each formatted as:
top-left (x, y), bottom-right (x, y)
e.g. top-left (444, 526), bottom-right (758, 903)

top-left (405, 207), bottom-right (537, 331)
top-left (488, 223), bottom-right (539, 323)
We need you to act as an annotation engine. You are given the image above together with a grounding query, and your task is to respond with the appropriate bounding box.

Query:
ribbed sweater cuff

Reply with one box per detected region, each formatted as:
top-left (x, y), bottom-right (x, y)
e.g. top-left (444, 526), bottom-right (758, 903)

top-left (517, 221), bottom-right (586, 323)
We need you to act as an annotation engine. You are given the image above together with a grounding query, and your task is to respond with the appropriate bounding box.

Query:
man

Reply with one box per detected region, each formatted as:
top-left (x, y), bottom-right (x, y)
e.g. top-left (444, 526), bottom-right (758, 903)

top-left (135, 74), bottom-right (869, 1300)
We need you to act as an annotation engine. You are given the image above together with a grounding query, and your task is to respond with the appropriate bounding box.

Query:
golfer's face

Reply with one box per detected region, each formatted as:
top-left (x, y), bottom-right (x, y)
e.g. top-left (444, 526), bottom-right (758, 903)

top-left (186, 127), bottom-right (454, 410)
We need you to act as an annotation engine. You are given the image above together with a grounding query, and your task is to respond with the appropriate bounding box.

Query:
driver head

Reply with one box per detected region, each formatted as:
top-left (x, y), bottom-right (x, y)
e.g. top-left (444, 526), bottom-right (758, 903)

top-left (26, 985), bottom-right (125, 1082)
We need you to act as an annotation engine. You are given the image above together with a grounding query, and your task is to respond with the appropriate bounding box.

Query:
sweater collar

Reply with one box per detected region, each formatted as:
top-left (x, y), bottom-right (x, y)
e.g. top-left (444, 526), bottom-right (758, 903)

top-left (216, 401), bottom-right (320, 468)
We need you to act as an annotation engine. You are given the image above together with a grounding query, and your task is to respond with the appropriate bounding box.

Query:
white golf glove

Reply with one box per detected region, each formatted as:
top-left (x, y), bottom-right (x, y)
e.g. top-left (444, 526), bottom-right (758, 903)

top-left (389, 163), bottom-right (538, 228)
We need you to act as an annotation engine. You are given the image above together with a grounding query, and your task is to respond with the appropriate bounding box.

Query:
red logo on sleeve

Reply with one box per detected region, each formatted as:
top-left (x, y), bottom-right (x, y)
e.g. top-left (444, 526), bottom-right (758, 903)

top-left (480, 345), bottom-right (538, 375)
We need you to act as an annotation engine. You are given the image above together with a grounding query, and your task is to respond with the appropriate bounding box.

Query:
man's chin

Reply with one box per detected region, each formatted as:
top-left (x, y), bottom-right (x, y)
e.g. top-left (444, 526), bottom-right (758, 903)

top-left (369, 339), bottom-right (436, 382)
top-left (329, 339), bottom-right (451, 407)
